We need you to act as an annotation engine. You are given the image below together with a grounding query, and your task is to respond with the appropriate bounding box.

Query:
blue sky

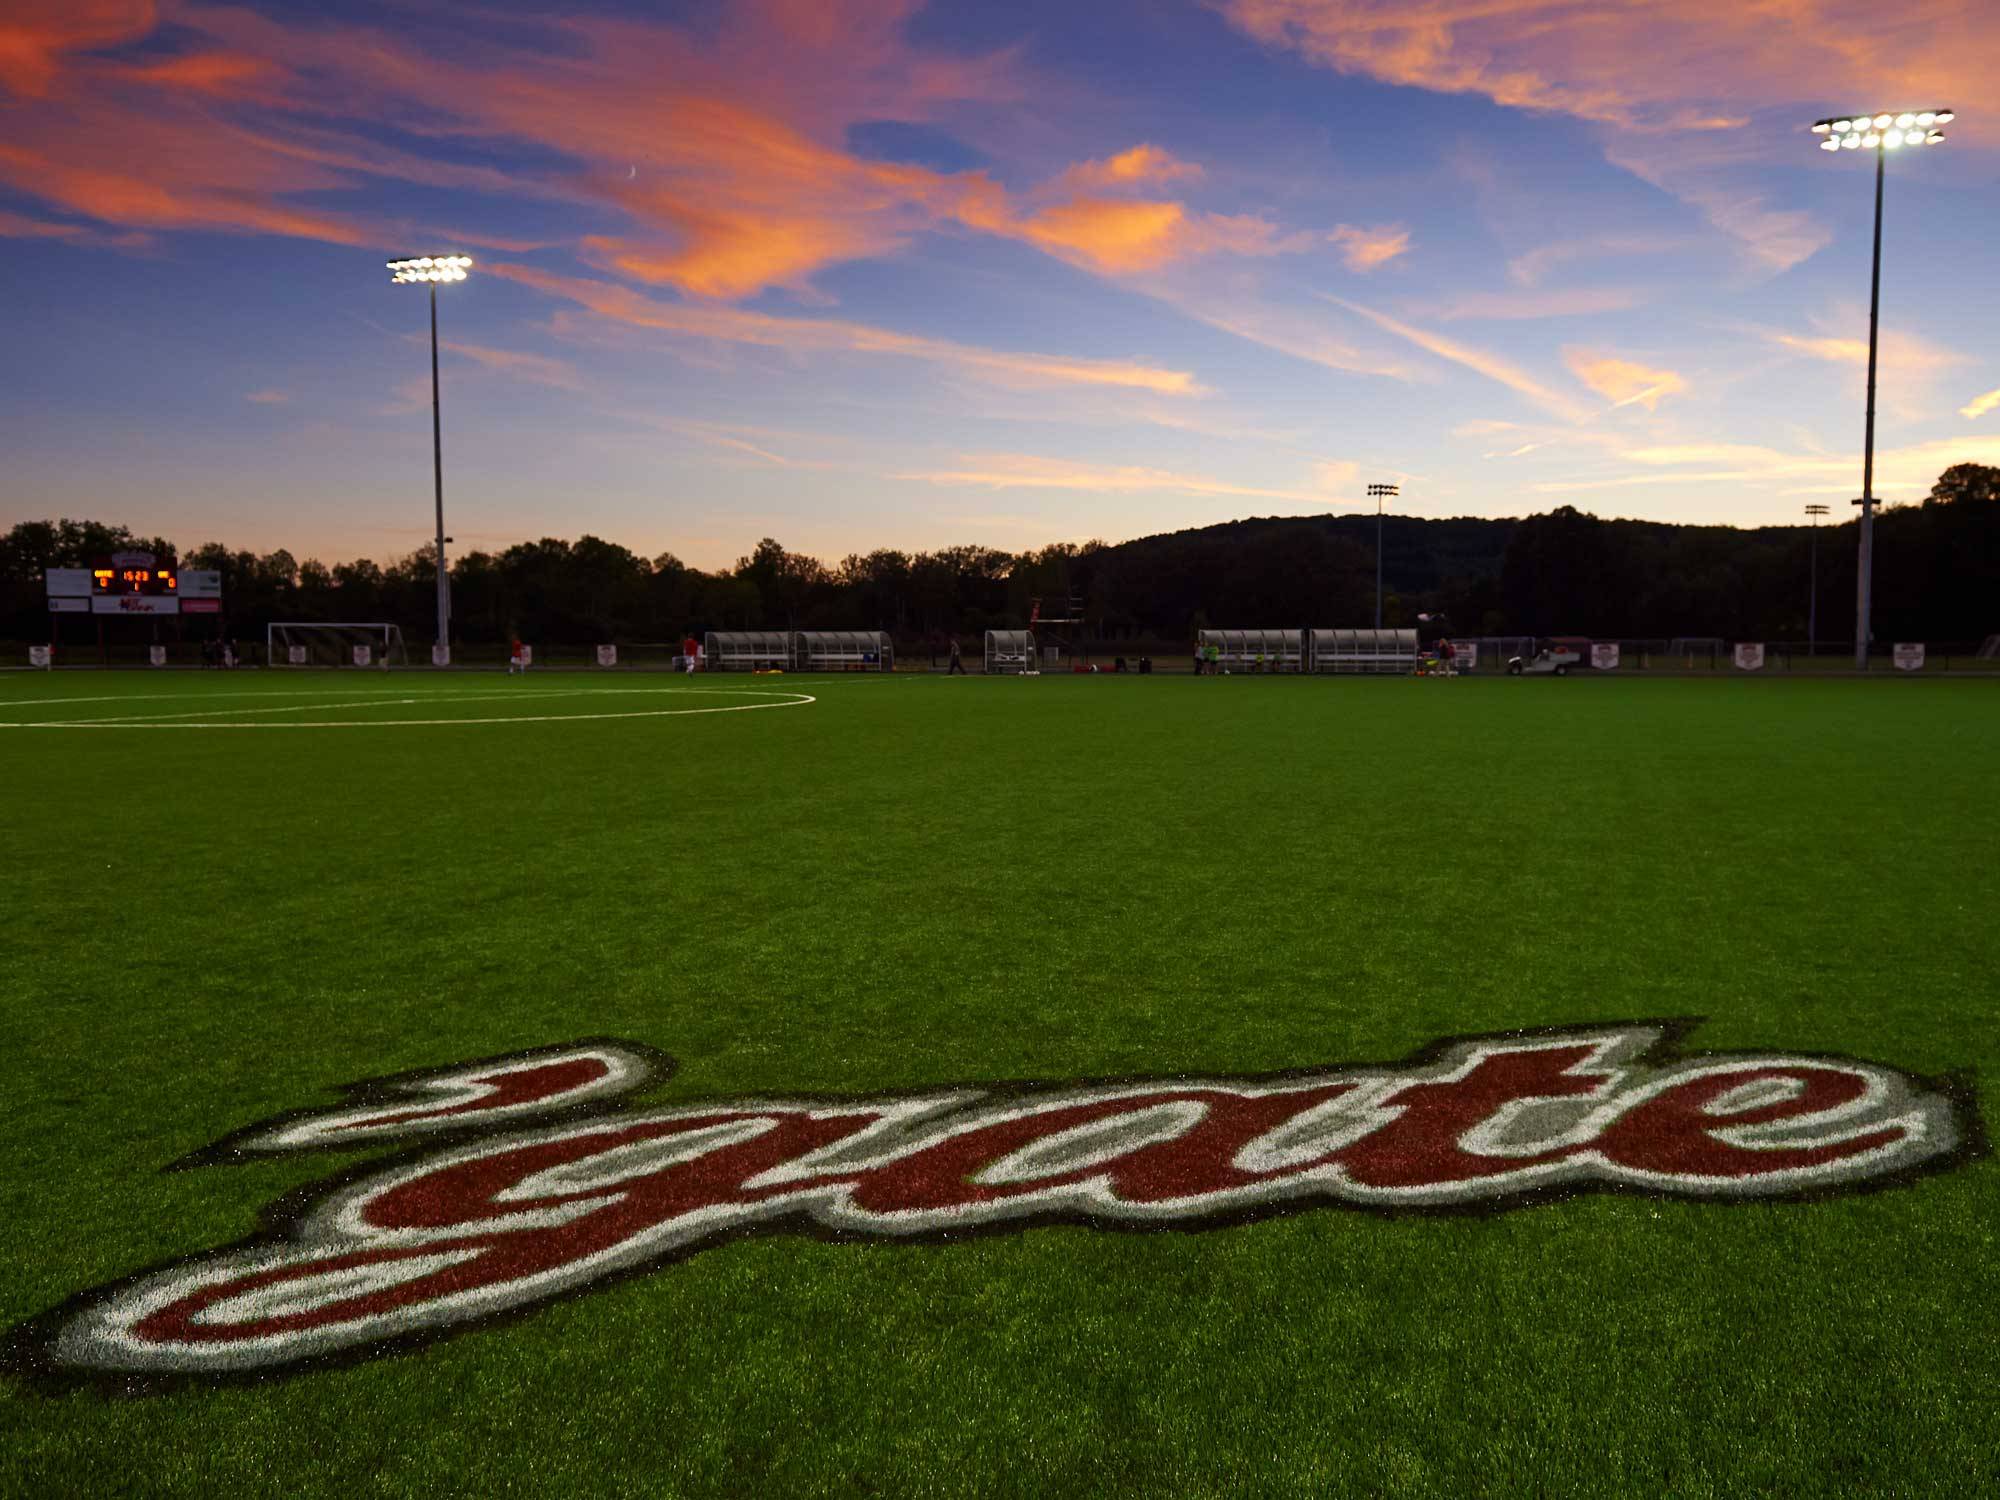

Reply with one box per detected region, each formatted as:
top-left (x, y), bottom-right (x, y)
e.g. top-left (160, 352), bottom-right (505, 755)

top-left (2, 0), bottom-right (1996, 567)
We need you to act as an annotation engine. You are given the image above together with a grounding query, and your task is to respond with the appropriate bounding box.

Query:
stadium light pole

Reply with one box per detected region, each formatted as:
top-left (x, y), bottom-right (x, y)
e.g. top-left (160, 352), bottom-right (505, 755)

top-left (1366, 483), bottom-right (1400, 630)
top-left (1810, 110), bottom-right (1950, 670)
top-left (388, 255), bottom-right (473, 658)
top-left (1804, 503), bottom-right (1829, 656)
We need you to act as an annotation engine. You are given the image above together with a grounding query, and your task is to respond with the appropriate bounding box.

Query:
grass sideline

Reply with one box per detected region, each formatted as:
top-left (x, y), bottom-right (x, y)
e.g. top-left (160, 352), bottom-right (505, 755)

top-left (2, 670), bottom-right (1995, 1496)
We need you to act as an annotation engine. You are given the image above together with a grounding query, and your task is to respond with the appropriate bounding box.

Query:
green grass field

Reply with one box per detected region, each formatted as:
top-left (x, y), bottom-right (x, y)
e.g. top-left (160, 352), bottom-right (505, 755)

top-left (3, 668), bottom-right (1995, 1496)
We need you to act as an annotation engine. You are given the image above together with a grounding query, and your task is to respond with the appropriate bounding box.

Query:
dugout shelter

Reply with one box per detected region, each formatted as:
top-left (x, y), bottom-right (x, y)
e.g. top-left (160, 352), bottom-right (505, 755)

top-left (796, 631), bottom-right (891, 671)
top-left (1308, 628), bottom-right (1418, 674)
top-left (1198, 629), bottom-right (1303, 672)
top-left (985, 630), bottom-right (1036, 674)
top-left (704, 631), bottom-right (793, 671)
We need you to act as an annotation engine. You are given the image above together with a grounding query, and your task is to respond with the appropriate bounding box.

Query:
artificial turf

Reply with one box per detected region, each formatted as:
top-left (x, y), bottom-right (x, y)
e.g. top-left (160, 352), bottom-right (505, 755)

top-left (1, 668), bottom-right (1995, 1496)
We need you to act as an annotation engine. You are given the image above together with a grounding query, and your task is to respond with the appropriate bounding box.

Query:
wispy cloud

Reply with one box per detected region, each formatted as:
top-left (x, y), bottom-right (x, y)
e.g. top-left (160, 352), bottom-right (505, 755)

top-left (1320, 294), bottom-right (1593, 421)
top-left (439, 340), bottom-right (584, 392)
top-left (1329, 222), bottom-right (1410, 271)
top-left (1562, 348), bottom-right (1687, 410)
top-left (1419, 287), bottom-right (1644, 322)
top-left (893, 453), bottom-right (1345, 505)
top-left (492, 263), bottom-right (1205, 396)
top-left (244, 389), bottom-right (289, 405)
top-left (1961, 387), bottom-right (2000, 421)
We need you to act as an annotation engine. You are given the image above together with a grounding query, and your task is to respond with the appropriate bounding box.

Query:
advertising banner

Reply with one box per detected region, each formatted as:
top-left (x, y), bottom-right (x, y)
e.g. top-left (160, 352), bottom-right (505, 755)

top-left (1733, 642), bottom-right (1765, 671)
top-left (49, 597), bottom-right (90, 614)
top-left (28, 645), bottom-right (51, 667)
top-left (596, 644), bottom-right (617, 667)
top-left (148, 646), bottom-right (167, 667)
top-left (288, 646), bottom-right (308, 665)
top-left (44, 568), bottom-right (93, 597)
top-left (179, 570), bottom-right (223, 599)
top-left (93, 594), bottom-right (179, 616)
top-left (1591, 643), bottom-right (1620, 670)
top-left (352, 645), bottom-right (373, 668)
top-left (431, 644), bottom-right (451, 667)
top-left (1893, 643), bottom-right (1925, 671)
top-left (180, 598), bottom-right (221, 614)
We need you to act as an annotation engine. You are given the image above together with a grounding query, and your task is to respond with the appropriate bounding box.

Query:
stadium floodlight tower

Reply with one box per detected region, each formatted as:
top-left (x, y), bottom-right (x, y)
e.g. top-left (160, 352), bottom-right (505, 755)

top-left (388, 254), bottom-right (474, 659)
top-left (1810, 109), bottom-right (1950, 669)
top-left (1804, 503), bottom-right (1830, 656)
top-left (1366, 483), bottom-right (1400, 631)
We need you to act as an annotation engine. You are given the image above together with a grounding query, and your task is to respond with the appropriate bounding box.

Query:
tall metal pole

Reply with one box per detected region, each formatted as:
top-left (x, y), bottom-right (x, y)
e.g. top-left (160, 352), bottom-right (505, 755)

top-left (1374, 496), bottom-right (1383, 631)
top-left (1854, 148), bottom-right (1884, 671)
top-left (1808, 513), bottom-right (1819, 654)
top-left (430, 282), bottom-right (449, 656)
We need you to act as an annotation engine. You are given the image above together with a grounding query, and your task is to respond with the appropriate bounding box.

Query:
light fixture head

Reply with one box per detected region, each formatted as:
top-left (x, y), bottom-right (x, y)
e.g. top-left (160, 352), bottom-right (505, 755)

top-left (1872, 113), bottom-right (1892, 128)
top-left (1884, 129), bottom-right (1905, 148)
top-left (1841, 134), bottom-right (1860, 148)
top-left (1831, 118), bottom-right (1852, 131)
top-left (1895, 113), bottom-right (1915, 128)
top-left (1812, 120), bottom-right (1832, 133)
top-left (1935, 110), bottom-right (1954, 123)
top-left (1927, 130), bottom-right (1945, 144)
top-left (1819, 138), bottom-right (1840, 151)
top-left (1862, 133), bottom-right (1881, 147)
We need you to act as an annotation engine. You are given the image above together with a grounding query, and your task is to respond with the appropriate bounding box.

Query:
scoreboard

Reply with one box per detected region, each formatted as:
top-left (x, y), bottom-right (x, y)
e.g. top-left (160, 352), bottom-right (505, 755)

top-left (45, 553), bottom-right (223, 616)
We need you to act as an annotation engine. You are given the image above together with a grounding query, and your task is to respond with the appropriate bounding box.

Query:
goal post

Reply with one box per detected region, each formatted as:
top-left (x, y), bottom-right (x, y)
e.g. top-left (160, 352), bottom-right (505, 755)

top-left (267, 622), bottom-right (408, 667)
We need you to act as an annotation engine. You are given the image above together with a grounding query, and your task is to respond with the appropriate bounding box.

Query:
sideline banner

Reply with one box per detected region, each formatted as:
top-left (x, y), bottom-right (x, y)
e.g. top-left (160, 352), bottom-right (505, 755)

top-left (1591, 643), bottom-right (1620, 670)
top-left (432, 644), bottom-right (451, 667)
top-left (596, 644), bottom-right (617, 667)
top-left (28, 645), bottom-right (51, 667)
top-left (1733, 642), bottom-right (1765, 671)
top-left (148, 646), bottom-right (167, 667)
top-left (352, 645), bottom-right (372, 668)
top-left (287, 645), bottom-right (308, 665)
top-left (1893, 643), bottom-right (1925, 671)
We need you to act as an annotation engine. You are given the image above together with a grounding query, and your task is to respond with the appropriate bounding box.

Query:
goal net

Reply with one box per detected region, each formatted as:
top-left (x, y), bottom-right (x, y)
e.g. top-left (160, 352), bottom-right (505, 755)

top-left (267, 622), bottom-right (409, 667)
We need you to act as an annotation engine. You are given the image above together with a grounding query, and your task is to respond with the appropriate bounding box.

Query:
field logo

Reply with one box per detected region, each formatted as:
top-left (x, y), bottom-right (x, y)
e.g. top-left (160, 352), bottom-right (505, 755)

top-left (7, 1022), bottom-right (1980, 1390)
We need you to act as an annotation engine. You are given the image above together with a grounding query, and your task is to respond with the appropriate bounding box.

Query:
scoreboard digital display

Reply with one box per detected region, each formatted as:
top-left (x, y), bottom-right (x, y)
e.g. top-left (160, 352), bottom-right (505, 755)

top-left (94, 552), bottom-right (178, 595)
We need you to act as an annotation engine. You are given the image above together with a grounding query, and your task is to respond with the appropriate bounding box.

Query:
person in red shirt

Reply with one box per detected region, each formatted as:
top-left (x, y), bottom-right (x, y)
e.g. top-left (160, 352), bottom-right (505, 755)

top-left (508, 635), bottom-right (527, 675)
top-left (682, 634), bottom-right (700, 674)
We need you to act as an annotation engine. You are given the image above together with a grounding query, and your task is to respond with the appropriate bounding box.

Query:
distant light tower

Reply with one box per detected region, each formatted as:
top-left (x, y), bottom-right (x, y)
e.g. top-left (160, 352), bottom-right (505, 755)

top-left (1810, 109), bottom-right (1950, 669)
top-left (1804, 504), bottom-right (1830, 655)
top-left (1366, 482), bottom-right (1400, 630)
top-left (388, 254), bottom-right (473, 658)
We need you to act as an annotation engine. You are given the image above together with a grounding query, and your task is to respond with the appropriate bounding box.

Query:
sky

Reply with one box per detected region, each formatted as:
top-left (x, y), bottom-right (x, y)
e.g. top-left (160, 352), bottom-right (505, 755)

top-left (2, 0), bottom-right (1998, 570)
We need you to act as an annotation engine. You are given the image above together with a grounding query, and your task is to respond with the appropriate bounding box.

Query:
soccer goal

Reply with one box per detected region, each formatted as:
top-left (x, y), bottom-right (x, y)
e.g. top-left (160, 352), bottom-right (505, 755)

top-left (267, 622), bottom-right (408, 667)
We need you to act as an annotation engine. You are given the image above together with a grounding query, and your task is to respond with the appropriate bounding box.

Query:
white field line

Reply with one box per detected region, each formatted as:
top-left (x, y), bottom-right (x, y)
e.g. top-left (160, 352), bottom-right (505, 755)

top-left (1, 690), bottom-right (816, 729)
top-left (52, 687), bottom-right (789, 725)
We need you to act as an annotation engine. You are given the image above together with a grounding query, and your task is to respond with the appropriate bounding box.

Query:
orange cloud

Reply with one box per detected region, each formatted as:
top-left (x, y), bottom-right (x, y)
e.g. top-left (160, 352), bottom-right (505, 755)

top-left (1051, 144), bottom-right (1205, 194)
top-left (1216, 2), bottom-right (1996, 138)
top-left (0, 5), bottom-right (1297, 300)
top-left (1562, 349), bottom-right (1687, 410)
top-left (438, 341), bottom-right (584, 392)
top-left (0, 0), bottom-right (156, 99)
top-left (490, 263), bottom-right (1205, 395)
top-left (1329, 222), bottom-right (1409, 271)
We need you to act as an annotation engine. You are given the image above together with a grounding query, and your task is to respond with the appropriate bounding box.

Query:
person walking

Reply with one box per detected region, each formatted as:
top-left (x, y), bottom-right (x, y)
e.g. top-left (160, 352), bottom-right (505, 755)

top-left (947, 637), bottom-right (965, 674)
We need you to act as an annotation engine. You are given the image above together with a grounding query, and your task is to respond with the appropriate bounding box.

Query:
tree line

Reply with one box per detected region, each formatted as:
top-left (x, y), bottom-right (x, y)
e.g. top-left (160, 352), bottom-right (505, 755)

top-left (4, 464), bottom-right (1995, 648)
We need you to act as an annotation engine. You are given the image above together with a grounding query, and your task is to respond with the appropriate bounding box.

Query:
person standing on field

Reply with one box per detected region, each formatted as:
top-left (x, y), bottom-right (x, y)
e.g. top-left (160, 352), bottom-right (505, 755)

top-left (682, 634), bottom-right (700, 674)
top-left (948, 637), bottom-right (965, 674)
top-left (508, 635), bottom-right (526, 674)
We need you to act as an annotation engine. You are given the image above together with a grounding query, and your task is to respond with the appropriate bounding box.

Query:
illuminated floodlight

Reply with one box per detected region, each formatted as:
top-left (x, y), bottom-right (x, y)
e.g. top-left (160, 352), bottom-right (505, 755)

top-left (1842, 135), bottom-right (1859, 148)
top-left (1862, 133), bottom-right (1880, 147)
top-left (1831, 118), bottom-right (1852, 131)
top-left (1916, 112), bottom-right (1935, 126)
top-left (1895, 113), bottom-right (1915, 128)
top-left (1927, 130), bottom-right (1945, 143)
top-left (1820, 138), bottom-right (1840, 151)
top-left (1936, 110), bottom-right (1954, 122)
top-left (387, 254), bottom-right (473, 285)
top-left (1872, 113), bottom-right (1892, 128)
top-left (1812, 121), bottom-right (1832, 133)
top-left (1884, 129), bottom-right (1905, 148)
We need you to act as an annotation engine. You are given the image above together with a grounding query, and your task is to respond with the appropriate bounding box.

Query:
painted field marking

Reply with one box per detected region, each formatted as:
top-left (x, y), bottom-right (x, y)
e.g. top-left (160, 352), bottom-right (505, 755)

top-left (0, 688), bottom-right (816, 729)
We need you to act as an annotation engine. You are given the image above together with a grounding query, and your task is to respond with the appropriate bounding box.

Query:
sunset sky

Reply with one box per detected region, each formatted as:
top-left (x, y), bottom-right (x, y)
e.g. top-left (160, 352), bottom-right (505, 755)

top-left (3, 0), bottom-right (1997, 568)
